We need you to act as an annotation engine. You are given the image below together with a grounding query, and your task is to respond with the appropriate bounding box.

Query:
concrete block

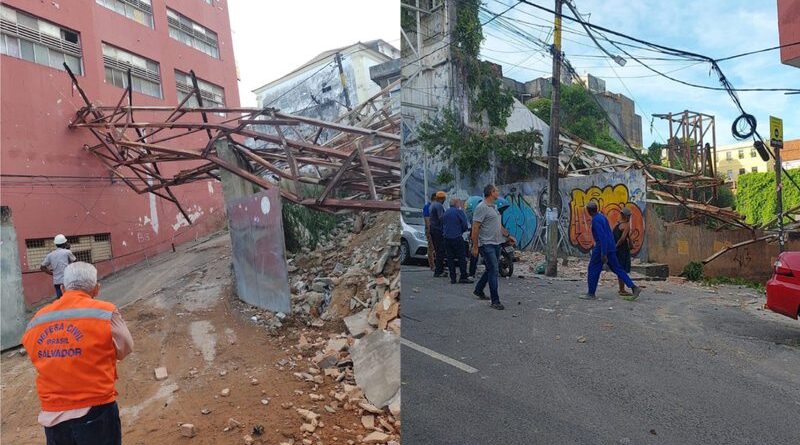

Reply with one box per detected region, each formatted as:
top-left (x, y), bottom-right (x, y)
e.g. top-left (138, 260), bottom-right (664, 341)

top-left (350, 330), bottom-right (400, 409)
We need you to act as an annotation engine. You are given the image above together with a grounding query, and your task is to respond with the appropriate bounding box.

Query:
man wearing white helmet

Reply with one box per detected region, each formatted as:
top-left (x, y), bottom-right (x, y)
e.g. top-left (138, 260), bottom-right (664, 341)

top-left (40, 234), bottom-right (76, 298)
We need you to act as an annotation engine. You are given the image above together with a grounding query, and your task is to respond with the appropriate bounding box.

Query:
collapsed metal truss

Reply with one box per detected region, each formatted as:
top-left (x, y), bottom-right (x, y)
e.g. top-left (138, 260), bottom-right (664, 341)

top-left (547, 131), bottom-right (749, 230)
top-left (65, 66), bottom-right (400, 218)
top-left (653, 111), bottom-right (718, 181)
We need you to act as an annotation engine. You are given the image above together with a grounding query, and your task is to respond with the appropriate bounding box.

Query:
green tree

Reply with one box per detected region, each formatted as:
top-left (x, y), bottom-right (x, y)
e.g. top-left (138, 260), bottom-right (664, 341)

top-left (647, 142), bottom-right (665, 165)
top-left (525, 83), bottom-right (626, 155)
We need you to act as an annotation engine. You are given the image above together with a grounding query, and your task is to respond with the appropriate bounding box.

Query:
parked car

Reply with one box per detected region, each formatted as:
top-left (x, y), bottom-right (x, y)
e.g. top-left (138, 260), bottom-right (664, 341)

top-left (401, 210), bottom-right (428, 265)
top-left (765, 251), bottom-right (800, 320)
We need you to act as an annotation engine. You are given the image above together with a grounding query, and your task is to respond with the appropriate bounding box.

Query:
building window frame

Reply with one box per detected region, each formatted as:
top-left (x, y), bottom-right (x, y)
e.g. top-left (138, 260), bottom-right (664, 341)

top-left (95, 0), bottom-right (153, 28)
top-left (0, 5), bottom-right (83, 74)
top-left (174, 69), bottom-right (225, 112)
top-left (739, 168), bottom-right (746, 175)
top-left (738, 149), bottom-right (744, 159)
top-left (166, 9), bottom-right (219, 58)
top-left (725, 151), bottom-right (732, 161)
top-left (750, 148), bottom-right (757, 158)
top-left (102, 43), bottom-right (162, 98)
top-left (751, 166), bottom-right (758, 173)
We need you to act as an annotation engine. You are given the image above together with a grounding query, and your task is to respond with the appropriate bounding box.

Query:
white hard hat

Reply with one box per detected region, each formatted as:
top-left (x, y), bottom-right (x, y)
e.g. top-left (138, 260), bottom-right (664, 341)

top-left (54, 234), bottom-right (67, 245)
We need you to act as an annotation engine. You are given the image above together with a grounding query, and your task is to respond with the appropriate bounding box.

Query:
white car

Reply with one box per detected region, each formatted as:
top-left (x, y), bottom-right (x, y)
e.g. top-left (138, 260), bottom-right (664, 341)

top-left (400, 210), bottom-right (428, 265)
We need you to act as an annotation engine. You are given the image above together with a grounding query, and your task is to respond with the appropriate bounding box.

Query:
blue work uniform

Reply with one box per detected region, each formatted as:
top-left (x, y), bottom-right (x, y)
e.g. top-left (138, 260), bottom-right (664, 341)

top-left (587, 212), bottom-right (635, 295)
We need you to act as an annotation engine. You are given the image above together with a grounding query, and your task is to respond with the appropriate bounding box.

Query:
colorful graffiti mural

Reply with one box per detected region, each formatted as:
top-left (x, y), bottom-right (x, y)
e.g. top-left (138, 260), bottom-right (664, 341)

top-left (568, 184), bottom-right (645, 255)
top-left (502, 189), bottom-right (538, 250)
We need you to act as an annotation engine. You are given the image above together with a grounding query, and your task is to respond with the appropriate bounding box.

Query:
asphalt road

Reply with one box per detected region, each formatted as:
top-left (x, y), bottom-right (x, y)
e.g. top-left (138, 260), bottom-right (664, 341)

top-left (401, 265), bottom-right (800, 445)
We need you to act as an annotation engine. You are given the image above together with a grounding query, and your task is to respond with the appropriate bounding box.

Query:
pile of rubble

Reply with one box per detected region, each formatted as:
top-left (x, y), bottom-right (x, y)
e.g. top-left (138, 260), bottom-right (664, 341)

top-left (233, 211), bottom-right (401, 444)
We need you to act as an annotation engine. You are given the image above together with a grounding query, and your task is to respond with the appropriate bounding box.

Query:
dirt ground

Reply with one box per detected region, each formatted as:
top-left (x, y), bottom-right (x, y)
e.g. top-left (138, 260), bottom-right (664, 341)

top-left (1, 233), bottom-right (382, 445)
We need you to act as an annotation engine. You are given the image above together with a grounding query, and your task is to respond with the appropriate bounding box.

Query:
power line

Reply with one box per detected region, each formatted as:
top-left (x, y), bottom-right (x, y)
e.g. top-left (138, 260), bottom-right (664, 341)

top-left (716, 41), bottom-right (800, 62)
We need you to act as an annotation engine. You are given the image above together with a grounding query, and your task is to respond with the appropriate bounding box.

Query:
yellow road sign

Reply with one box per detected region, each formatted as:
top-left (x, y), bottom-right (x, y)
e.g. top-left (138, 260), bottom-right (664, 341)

top-left (770, 116), bottom-right (783, 148)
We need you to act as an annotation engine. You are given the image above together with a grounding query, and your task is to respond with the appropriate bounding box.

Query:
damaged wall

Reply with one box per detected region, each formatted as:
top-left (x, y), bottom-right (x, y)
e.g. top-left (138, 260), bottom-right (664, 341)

top-left (646, 211), bottom-right (800, 281)
top-left (226, 188), bottom-right (291, 313)
top-left (1, 207), bottom-right (26, 349)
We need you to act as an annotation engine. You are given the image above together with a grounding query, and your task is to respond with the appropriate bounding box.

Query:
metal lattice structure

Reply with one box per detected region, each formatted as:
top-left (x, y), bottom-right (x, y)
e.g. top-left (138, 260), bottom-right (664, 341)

top-left (65, 66), bottom-right (400, 220)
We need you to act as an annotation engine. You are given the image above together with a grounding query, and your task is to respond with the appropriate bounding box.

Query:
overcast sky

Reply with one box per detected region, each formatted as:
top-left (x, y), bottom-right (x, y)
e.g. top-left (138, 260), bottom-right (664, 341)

top-left (480, 0), bottom-right (799, 148)
top-left (228, 0), bottom-right (400, 107)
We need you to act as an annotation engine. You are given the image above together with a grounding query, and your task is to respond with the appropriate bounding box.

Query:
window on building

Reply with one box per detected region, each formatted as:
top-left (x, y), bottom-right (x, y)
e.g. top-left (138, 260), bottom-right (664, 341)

top-left (95, 0), bottom-right (153, 28)
top-left (752, 166), bottom-right (758, 173)
top-left (167, 9), bottom-right (219, 58)
top-left (739, 168), bottom-right (746, 175)
top-left (726, 170), bottom-right (733, 180)
top-left (25, 233), bottom-right (112, 271)
top-left (725, 151), bottom-right (732, 160)
top-left (738, 149), bottom-right (744, 159)
top-left (750, 149), bottom-right (757, 158)
top-left (102, 43), bottom-right (162, 98)
top-left (0, 5), bottom-right (83, 74)
top-left (174, 70), bottom-right (225, 109)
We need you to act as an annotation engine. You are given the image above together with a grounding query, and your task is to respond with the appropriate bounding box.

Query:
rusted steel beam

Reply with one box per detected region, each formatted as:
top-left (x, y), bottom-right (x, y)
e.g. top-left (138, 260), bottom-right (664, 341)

top-left (317, 149), bottom-right (360, 204)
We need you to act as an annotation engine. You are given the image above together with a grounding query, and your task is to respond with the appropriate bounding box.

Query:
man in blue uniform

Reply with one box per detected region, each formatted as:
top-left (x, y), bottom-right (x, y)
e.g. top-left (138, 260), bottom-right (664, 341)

top-left (581, 201), bottom-right (641, 300)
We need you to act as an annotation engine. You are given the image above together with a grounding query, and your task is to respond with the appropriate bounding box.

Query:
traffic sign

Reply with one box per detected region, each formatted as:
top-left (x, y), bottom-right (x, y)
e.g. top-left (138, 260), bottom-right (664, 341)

top-left (770, 116), bottom-right (783, 148)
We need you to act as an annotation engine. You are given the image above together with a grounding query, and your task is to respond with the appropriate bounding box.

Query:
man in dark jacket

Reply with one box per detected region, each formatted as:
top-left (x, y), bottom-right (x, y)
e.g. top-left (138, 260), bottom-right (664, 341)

top-left (442, 198), bottom-right (472, 284)
top-left (581, 201), bottom-right (641, 300)
top-left (429, 191), bottom-right (447, 277)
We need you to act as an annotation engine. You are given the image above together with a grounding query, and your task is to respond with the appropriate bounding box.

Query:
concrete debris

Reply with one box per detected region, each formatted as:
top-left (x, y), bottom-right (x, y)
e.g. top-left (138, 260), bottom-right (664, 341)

top-left (361, 415), bottom-right (375, 429)
top-left (350, 330), bottom-right (400, 409)
top-left (363, 431), bottom-right (391, 443)
top-left (154, 367), bottom-right (168, 381)
top-left (343, 310), bottom-right (372, 338)
top-left (221, 388), bottom-right (231, 397)
top-left (180, 423), bottom-right (197, 438)
top-left (243, 434), bottom-right (254, 445)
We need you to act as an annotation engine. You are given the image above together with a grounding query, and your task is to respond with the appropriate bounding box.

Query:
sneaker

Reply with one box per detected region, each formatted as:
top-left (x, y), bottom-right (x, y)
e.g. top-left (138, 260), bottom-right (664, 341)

top-left (473, 290), bottom-right (489, 300)
top-left (578, 293), bottom-right (597, 300)
top-left (630, 286), bottom-right (642, 300)
top-left (618, 290), bottom-right (633, 296)
top-left (458, 277), bottom-right (474, 284)
top-left (490, 303), bottom-right (505, 310)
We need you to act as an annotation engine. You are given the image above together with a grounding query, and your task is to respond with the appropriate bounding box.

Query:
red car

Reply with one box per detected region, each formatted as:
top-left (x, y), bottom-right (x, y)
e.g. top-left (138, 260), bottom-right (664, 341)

top-left (765, 251), bottom-right (800, 319)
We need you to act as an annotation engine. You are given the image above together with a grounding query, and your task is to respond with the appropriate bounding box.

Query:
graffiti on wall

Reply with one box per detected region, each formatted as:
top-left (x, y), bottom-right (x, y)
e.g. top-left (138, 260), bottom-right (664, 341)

top-left (494, 170), bottom-right (647, 258)
top-left (568, 184), bottom-right (645, 255)
top-left (502, 188), bottom-right (538, 250)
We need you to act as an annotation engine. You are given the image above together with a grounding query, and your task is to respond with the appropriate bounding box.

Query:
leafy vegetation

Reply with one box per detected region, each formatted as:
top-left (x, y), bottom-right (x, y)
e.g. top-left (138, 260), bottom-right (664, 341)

top-left (525, 83), bottom-right (626, 155)
top-left (681, 261), bottom-right (704, 281)
top-left (735, 168), bottom-right (800, 226)
top-left (701, 276), bottom-right (765, 293)
top-left (418, 109), bottom-right (542, 180)
top-left (282, 201), bottom-right (341, 252)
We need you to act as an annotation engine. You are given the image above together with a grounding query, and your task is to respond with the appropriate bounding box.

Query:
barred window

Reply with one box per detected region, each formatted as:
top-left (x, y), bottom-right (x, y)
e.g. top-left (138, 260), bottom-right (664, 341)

top-left (0, 5), bottom-right (83, 74)
top-left (738, 149), bottom-right (744, 159)
top-left (102, 43), bottom-right (162, 98)
top-left (25, 233), bottom-right (112, 271)
top-left (725, 151), bottom-right (732, 160)
top-left (96, 0), bottom-right (153, 28)
top-left (167, 9), bottom-right (219, 58)
top-left (175, 70), bottom-right (225, 109)
top-left (751, 166), bottom-right (758, 173)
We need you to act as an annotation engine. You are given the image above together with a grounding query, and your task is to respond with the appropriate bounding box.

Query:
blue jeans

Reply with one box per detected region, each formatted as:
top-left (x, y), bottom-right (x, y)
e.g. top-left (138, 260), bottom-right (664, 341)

top-left (44, 401), bottom-right (121, 445)
top-left (475, 244), bottom-right (501, 304)
top-left (444, 237), bottom-right (468, 282)
top-left (588, 249), bottom-right (635, 295)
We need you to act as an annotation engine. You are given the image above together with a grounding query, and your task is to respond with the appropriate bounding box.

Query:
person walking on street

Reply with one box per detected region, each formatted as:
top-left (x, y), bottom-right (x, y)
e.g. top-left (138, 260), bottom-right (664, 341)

top-left (429, 191), bottom-right (447, 277)
top-left (423, 193), bottom-right (436, 271)
top-left (40, 234), bottom-right (76, 298)
top-left (582, 201), bottom-right (641, 300)
top-left (21, 262), bottom-right (134, 445)
top-left (471, 184), bottom-right (511, 310)
top-left (443, 198), bottom-right (473, 284)
top-left (614, 207), bottom-right (634, 297)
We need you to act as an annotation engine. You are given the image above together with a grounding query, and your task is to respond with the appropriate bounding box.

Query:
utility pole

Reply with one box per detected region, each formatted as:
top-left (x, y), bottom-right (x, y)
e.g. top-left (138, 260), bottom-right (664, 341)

top-left (334, 52), bottom-right (352, 111)
top-left (545, 0), bottom-right (563, 277)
